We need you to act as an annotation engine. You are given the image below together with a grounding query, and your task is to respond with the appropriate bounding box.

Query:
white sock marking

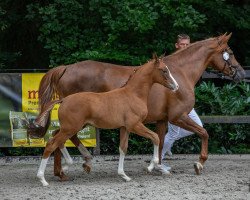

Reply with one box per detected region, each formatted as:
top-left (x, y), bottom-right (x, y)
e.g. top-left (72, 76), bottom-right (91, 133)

top-left (37, 158), bottom-right (49, 186)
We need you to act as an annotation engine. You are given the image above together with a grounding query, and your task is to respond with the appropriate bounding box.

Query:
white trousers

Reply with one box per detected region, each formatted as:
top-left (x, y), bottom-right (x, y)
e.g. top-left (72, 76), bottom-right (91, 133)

top-left (162, 108), bottom-right (203, 159)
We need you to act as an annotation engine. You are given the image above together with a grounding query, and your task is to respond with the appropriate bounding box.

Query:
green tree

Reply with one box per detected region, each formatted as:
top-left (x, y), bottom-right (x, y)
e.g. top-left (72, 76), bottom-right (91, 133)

top-left (26, 0), bottom-right (206, 66)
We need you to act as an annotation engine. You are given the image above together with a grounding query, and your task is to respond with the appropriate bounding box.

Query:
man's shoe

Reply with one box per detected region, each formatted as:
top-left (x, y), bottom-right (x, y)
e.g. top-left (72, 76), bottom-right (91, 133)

top-left (162, 163), bottom-right (171, 171)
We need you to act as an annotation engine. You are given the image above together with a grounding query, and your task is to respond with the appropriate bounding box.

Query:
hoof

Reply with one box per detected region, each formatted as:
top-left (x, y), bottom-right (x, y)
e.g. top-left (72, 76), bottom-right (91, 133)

top-left (120, 174), bottom-right (132, 182)
top-left (146, 166), bottom-right (153, 173)
top-left (194, 162), bottom-right (203, 175)
top-left (58, 172), bottom-right (69, 182)
top-left (59, 174), bottom-right (70, 182)
top-left (37, 173), bottom-right (49, 186)
top-left (83, 163), bottom-right (91, 173)
top-left (146, 161), bottom-right (155, 173)
top-left (56, 171), bottom-right (70, 181)
top-left (118, 172), bottom-right (132, 182)
top-left (124, 177), bottom-right (132, 182)
top-left (62, 165), bottom-right (69, 172)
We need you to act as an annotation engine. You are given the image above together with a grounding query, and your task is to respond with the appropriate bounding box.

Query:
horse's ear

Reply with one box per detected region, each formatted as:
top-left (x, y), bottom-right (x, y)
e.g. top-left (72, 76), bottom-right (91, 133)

top-left (152, 53), bottom-right (159, 64)
top-left (152, 53), bottom-right (158, 59)
top-left (225, 32), bottom-right (232, 42)
top-left (218, 32), bottom-right (231, 44)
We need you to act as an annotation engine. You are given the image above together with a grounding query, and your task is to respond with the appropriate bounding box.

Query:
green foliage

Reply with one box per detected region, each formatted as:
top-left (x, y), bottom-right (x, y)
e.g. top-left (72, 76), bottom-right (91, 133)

top-left (1, 0), bottom-right (250, 69)
top-left (100, 129), bottom-right (120, 154)
top-left (26, 0), bottom-right (207, 66)
top-left (195, 82), bottom-right (250, 154)
top-left (100, 124), bottom-right (155, 155)
top-left (195, 82), bottom-right (250, 115)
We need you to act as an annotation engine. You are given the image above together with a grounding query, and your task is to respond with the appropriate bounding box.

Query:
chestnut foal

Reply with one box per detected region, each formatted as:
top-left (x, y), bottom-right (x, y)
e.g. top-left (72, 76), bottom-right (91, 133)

top-left (36, 56), bottom-right (178, 186)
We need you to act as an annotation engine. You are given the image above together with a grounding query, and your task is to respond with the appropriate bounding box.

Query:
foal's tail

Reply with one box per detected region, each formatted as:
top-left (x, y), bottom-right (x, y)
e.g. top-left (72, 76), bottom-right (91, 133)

top-left (27, 66), bottom-right (66, 138)
top-left (27, 99), bottom-right (63, 138)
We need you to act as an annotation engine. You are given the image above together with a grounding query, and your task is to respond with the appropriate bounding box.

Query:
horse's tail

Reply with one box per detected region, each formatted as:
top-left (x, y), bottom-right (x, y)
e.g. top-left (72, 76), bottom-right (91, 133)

top-left (27, 66), bottom-right (66, 139)
top-left (39, 65), bottom-right (67, 112)
top-left (27, 99), bottom-right (63, 138)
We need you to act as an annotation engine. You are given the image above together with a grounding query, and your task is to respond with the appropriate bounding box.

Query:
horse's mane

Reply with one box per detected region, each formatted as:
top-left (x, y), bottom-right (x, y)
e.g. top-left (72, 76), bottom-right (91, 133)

top-left (173, 37), bottom-right (215, 55)
top-left (163, 37), bottom-right (220, 66)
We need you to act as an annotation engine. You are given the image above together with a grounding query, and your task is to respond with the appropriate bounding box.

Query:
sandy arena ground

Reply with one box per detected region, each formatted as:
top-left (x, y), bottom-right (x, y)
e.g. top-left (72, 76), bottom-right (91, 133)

top-left (0, 154), bottom-right (249, 200)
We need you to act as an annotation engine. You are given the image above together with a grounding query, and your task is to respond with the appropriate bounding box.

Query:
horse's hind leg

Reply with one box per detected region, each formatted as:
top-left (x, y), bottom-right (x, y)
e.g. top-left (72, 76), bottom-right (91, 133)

top-left (54, 147), bottom-right (70, 181)
top-left (52, 130), bottom-right (73, 181)
top-left (155, 121), bottom-right (167, 164)
top-left (118, 127), bottom-right (131, 181)
top-left (154, 121), bottom-right (172, 174)
top-left (53, 135), bottom-right (92, 181)
top-left (37, 131), bottom-right (73, 186)
top-left (70, 134), bottom-right (92, 173)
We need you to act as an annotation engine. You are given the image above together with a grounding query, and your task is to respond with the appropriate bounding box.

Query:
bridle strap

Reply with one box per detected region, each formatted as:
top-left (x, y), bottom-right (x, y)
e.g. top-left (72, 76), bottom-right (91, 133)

top-left (221, 48), bottom-right (238, 78)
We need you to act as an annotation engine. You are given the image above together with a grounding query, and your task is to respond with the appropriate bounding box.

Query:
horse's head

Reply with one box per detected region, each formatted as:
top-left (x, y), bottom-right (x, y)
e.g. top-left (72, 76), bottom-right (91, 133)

top-left (152, 54), bottom-right (179, 92)
top-left (209, 33), bottom-right (246, 82)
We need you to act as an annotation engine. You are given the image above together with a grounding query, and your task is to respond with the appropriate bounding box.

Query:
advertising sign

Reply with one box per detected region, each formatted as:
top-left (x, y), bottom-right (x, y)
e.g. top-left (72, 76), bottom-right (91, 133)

top-left (0, 73), bottom-right (96, 147)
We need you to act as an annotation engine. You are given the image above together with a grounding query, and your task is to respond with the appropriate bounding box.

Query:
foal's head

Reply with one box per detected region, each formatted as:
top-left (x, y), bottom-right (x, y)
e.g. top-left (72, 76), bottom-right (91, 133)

top-left (152, 54), bottom-right (179, 92)
top-left (208, 33), bottom-right (245, 82)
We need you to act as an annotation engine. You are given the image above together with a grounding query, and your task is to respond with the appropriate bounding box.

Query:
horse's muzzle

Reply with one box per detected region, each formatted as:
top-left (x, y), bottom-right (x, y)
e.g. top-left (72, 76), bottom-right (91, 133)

top-left (233, 68), bottom-right (246, 83)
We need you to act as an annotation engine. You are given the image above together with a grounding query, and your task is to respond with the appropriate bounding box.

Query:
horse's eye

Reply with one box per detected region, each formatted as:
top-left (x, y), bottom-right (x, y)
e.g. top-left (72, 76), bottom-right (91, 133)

top-left (223, 52), bottom-right (230, 61)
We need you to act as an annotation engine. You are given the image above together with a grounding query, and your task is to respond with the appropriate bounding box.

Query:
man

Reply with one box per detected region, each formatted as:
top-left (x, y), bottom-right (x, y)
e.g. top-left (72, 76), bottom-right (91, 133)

top-left (162, 34), bottom-right (203, 159)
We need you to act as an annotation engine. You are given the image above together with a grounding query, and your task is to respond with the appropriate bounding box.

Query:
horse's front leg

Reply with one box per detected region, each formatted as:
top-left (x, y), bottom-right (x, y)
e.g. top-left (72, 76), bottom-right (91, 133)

top-left (118, 127), bottom-right (131, 181)
top-left (130, 123), bottom-right (160, 173)
top-left (170, 114), bottom-right (209, 175)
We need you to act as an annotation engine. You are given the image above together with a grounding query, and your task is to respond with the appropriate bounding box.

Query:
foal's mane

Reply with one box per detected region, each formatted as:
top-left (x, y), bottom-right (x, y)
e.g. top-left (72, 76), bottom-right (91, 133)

top-left (120, 57), bottom-right (162, 88)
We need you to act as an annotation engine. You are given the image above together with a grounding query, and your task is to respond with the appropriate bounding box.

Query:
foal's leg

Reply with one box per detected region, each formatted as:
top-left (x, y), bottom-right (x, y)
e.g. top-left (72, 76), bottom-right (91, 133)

top-left (130, 123), bottom-right (160, 174)
top-left (54, 147), bottom-right (71, 181)
top-left (37, 131), bottom-right (74, 186)
top-left (52, 130), bottom-right (73, 181)
top-left (70, 134), bottom-right (92, 173)
top-left (170, 114), bottom-right (209, 175)
top-left (53, 135), bottom-right (92, 180)
top-left (118, 127), bottom-right (131, 181)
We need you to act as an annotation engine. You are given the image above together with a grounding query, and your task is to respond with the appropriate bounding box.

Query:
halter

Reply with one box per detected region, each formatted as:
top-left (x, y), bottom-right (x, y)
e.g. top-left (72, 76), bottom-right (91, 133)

top-left (220, 47), bottom-right (238, 79)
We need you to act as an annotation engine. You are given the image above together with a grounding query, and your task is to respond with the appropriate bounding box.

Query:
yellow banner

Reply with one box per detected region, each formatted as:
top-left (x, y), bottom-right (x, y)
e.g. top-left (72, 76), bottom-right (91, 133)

top-left (13, 73), bottom-right (96, 147)
top-left (22, 73), bottom-right (59, 120)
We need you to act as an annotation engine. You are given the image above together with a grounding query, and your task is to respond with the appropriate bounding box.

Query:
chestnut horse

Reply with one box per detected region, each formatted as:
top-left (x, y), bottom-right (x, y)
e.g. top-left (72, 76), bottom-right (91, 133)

top-left (36, 56), bottom-right (178, 186)
top-left (30, 33), bottom-right (245, 181)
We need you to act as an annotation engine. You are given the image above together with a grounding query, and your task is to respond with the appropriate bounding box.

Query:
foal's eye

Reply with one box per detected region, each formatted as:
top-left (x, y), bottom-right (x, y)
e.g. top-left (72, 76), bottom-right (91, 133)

top-left (223, 52), bottom-right (230, 61)
top-left (163, 70), bottom-right (168, 75)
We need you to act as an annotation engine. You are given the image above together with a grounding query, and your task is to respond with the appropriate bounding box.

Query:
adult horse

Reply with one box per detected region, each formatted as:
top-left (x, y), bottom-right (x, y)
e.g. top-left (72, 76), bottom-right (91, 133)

top-left (36, 56), bottom-right (178, 186)
top-left (29, 33), bottom-right (245, 180)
